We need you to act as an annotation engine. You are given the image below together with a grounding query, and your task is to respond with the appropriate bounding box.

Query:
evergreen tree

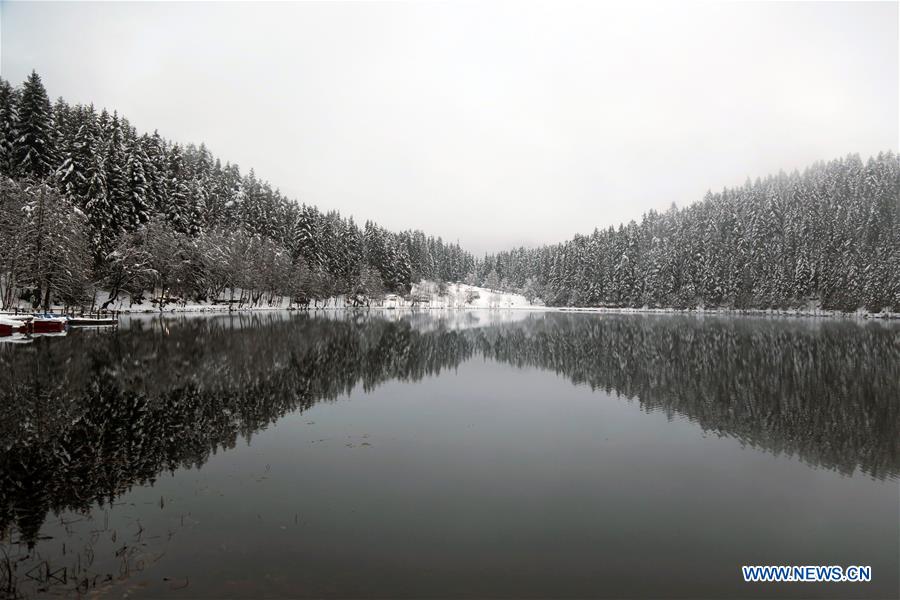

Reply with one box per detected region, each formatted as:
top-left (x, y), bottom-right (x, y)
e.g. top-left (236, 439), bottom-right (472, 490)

top-left (104, 113), bottom-right (130, 233)
top-left (126, 140), bottom-right (151, 229)
top-left (144, 131), bottom-right (168, 211)
top-left (13, 71), bottom-right (56, 179)
top-left (165, 143), bottom-right (191, 233)
top-left (0, 77), bottom-right (20, 175)
top-left (57, 104), bottom-right (97, 205)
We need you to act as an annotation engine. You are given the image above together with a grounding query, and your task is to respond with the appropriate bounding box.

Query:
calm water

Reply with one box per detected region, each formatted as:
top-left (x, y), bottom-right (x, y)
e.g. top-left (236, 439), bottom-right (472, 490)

top-left (1, 311), bottom-right (898, 599)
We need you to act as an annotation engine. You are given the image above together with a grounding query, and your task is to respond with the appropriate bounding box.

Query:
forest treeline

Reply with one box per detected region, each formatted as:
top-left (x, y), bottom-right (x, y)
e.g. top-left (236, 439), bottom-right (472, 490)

top-left (1, 70), bottom-right (897, 312)
top-left (483, 153), bottom-right (899, 311)
top-left (0, 71), bottom-right (475, 311)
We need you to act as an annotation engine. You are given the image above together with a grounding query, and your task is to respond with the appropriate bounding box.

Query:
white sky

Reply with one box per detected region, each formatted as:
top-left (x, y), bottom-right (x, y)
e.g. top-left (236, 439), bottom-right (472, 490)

top-left (2, 1), bottom-right (897, 254)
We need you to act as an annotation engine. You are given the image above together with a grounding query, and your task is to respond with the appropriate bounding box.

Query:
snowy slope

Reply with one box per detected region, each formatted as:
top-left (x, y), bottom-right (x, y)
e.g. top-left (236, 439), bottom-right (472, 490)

top-left (409, 282), bottom-right (537, 309)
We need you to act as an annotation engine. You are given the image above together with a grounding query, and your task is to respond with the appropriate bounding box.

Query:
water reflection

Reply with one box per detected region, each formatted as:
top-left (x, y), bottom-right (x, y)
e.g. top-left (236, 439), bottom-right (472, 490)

top-left (0, 311), bottom-right (897, 594)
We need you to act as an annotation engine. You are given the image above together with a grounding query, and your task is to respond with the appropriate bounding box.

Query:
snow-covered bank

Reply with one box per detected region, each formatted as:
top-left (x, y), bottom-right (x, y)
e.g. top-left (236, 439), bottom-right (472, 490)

top-left (24, 282), bottom-right (538, 314)
top-left (110, 295), bottom-right (900, 320)
top-left (409, 282), bottom-right (535, 309)
top-left (6, 282), bottom-right (897, 320)
top-left (540, 305), bottom-right (900, 320)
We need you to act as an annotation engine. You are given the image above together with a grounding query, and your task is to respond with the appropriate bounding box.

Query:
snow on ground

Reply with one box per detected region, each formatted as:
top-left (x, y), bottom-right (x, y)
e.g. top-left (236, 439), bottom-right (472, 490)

top-left (3, 281), bottom-right (897, 319)
top-left (408, 282), bottom-right (537, 310)
top-left (86, 282), bottom-right (538, 313)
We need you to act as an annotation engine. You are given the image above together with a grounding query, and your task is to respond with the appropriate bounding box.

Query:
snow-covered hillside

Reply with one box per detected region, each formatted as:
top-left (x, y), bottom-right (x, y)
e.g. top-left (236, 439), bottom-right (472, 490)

top-left (408, 282), bottom-right (538, 309)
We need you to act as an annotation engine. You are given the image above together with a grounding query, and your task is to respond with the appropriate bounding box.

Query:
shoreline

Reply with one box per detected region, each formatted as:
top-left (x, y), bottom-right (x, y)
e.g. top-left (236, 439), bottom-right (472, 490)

top-left (5, 280), bottom-right (897, 321)
top-left (101, 303), bottom-right (899, 320)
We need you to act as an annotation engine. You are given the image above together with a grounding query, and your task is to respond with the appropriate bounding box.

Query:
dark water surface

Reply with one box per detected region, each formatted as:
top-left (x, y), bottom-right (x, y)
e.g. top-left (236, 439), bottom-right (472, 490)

top-left (1, 311), bottom-right (898, 599)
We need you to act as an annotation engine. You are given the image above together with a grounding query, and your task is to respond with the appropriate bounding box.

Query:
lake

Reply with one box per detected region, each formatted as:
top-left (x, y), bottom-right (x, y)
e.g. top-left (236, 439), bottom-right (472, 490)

top-left (1, 311), bottom-right (897, 598)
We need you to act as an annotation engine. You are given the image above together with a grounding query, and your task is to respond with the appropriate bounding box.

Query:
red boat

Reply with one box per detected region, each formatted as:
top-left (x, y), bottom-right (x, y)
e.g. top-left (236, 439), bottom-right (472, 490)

top-left (30, 315), bottom-right (68, 333)
top-left (0, 313), bottom-right (69, 336)
top-left (0, 317), bottom-right (28, 336)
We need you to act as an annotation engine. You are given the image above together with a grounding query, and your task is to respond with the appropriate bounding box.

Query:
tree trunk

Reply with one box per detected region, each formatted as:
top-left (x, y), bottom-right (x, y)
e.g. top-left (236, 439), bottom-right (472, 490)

top-left (101, 287), bottom-right (120, 310)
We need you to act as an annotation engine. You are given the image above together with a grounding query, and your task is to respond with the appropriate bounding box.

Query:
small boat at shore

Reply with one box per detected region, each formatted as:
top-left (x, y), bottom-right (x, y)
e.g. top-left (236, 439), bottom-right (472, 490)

top-left (31, 314), bottom-right (68, 333)
top-left (0, 317), bottom-right (28, 336)
top-left (0, 314), bottom-right (68, 334)
top-left (0, 312), bottom-right (116, 336)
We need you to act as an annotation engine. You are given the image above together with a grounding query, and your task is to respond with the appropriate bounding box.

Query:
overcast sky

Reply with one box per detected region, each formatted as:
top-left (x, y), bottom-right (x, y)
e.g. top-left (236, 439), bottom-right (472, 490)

top-left (2, 1), bottom-right (897, 253)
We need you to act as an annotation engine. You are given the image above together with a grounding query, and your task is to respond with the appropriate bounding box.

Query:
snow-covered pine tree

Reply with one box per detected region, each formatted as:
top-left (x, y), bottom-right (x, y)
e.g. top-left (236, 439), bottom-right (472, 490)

top-left (342, 217), bottom-right (364, 286)
top-left (0, 77), bottom-right (19, 175)
top-left (104, 113), bottom-right (130, 235)
top-left (165, 144), bottom-right (191, 234)
top-left (240, 169), bottom-right (265, 235)
top-left (294, 204), bottom-right (323, 269)
top-left (144, 131), bottom-right (168, 212)
top-left (220, 162), bottom-right (243, 227)
top-left (82, 120), bottom-right (118, 260)
top-left (187, 176), bottom-right (207, 236)
top-left (57, 104), bottom-right (97, 206)
top-left (205, 158), bottom-right (226, 226)
top-left (126, 139), bottom-right (151, 229)
top-left (49, 97), bottom-right (71, 178)
top-left (13, 71), bottom-right (56, 180)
